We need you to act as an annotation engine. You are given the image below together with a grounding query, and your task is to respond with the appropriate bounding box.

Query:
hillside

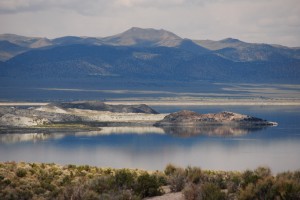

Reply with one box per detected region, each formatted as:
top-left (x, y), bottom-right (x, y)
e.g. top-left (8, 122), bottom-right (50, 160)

top-left (194, 38), bottom-right (300, 62)
top-left (0, 27), bottom-right (299, 84)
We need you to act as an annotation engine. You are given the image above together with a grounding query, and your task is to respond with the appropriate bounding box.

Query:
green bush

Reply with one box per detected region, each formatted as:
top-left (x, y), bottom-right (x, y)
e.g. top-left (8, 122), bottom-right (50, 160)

top-left (183, 183), bottom-right (201, 200)
top-left (134, 173), bottom-right (163, 198)
top-left (115, 169), bottom-right (136, 189)
top-left (89, 175), bottom-right (114, 194)
top-left (254, 167), bottom-right (272, 179)
top-left (169, 168), bottom-right (186, 192)
top-left (241, 170), bottom-right (259, 188)
top-left (2, 162), bottom-right (300, 200)
top-left (185, 166), bottom-right (202, 184)
top-left (16, 168), bottom-right (27, 178)
top-left (200, 183), bottom-right (227, 200)
top-left (164, 164), bottom-right (178, 176)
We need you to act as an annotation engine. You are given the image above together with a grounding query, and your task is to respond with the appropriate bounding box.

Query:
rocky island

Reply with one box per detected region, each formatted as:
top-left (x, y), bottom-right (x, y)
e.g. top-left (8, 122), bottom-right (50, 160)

top-left (154, 110), bottom-right (278, 126)
top-left (0, 101), bottom-right (277, 136)
top-left (154, 110), bottom-right (277, 136)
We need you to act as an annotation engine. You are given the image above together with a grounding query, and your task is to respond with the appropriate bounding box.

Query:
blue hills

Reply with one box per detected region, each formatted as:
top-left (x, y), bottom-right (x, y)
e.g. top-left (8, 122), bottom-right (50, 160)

top-left (0, 27), bottom-right (299, 84)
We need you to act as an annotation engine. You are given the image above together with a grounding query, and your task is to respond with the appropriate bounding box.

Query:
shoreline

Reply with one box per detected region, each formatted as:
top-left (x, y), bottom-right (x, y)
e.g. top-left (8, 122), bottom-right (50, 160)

top-left (1, 99), bottom-right (300, 106)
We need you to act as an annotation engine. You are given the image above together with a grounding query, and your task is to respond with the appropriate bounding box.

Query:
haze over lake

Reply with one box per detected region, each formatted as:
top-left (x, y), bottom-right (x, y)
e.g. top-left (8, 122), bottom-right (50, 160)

top-left (1, 105), bottom-right (299, 173)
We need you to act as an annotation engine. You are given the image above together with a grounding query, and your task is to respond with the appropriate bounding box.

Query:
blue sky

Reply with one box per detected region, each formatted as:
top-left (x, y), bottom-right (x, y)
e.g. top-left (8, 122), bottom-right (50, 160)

top-left (0, 0), bottom-right (299, 47)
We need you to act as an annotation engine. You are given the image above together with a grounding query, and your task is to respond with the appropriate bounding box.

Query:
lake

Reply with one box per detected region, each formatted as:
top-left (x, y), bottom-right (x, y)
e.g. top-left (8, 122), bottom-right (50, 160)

top-left (1, 105), bottom-right (300, 173)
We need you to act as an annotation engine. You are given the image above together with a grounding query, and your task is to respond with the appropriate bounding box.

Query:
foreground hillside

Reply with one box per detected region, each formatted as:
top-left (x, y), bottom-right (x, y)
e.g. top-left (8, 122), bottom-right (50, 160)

top-left (0, 162), bottom-right (299, 200)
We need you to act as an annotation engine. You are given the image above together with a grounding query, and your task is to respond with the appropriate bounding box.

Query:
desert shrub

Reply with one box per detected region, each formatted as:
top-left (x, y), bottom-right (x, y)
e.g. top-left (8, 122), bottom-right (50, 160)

top-left (115, 169), bottom-right (136, 189)
top-left (2, 178), bottom-right (11, 186)
top-left (222, 173), bottom-right (242, 194)
top-left (67, 164), bottom-right (77, 170)
top-left (157, 174), bottom-right (168, 186)
top-left (183, 183), bottom-right (201, 200)
top-left (78, 165), bottom-right (91, 172)
top-left (169, 168), bottom-right (186, 192)
top-left (99, 190), bottom-right (140, 200)
top-left (81, 190), bottom-right (99, 200)
top-left (33, 186), bottom-right (46, 195)
top-left (241, 170), bottom-right (259, 188)
top-left (41, 181), bottom-right (57, 192)
top-left (293, 170), bottom-right (300, 182)
top-left (104, 168), bottom-right (113, 175)
top-left (211, 174), bottom-right (227, 189)
top-left (60, 184), bottom-right (87, 200)
top-left (164, 164), bottom-right (178, 176)
top-left (200, 183), bottom-right (227, 200)
top-left (61, 175), bottom-right (72, 186)
top-left (16, 168), bottom-right (27, 178)
top-left (134, 173), bottom-right (163, 198)
top-left (15, 185), bottom-right (34, 200)
top-left (254, 167), bottom-right (272, 179)
top-left (274, 178), bottom-right (300, 199)
top-left (185, 166), bottom-right (202, 184)
top-left (239, 177), bottom-right (276, 200)
top-left (89, 175), bottom-right (114, 194)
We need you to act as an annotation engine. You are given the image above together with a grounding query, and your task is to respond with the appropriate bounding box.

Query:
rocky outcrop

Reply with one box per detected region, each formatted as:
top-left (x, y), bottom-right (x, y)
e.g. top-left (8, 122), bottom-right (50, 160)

top-left (0, 102), bottom-right (160, 128)
top-left (0, 113), bottom-right (49, 127)
top-left (154, 110), bottom-right (277, 126)
top-left (0, 106), bottom-right (83, 127)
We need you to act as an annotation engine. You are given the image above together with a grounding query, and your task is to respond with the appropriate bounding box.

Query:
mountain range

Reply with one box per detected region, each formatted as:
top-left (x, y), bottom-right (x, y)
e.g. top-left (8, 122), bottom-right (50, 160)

top-left (0, 27), bottom-right (299, 83)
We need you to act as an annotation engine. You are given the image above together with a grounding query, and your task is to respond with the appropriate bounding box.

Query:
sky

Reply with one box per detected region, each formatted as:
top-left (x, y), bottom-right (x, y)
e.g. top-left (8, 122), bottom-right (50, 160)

top-left (0, 0), bottom-right (299, 47)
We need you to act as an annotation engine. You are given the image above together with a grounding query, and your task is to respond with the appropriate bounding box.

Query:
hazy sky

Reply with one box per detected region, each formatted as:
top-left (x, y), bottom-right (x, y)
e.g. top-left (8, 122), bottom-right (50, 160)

top-left (0, 0), bottom-right (299, 47)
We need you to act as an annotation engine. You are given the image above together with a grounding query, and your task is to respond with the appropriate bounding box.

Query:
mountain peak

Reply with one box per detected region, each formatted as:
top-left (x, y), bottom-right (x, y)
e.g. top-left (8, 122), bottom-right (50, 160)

top-left (220, 38), bottom-right (242, 43)
top-left (123, 27), bottom-right (181, 39)
top-left (103, 27), bottom-right (182, 47)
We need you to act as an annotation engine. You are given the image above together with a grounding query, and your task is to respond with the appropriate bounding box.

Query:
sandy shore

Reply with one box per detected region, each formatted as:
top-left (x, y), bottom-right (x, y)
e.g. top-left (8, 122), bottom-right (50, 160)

top-left (1, 98), bottom-right (300, 106)
top-left (106, 100), bottom-right (300, 106)
top-left (0, 102), bottom-right (48, 106)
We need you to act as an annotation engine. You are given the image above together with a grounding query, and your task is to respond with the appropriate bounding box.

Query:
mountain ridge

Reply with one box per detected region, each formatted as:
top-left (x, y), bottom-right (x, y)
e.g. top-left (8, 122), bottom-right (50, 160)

top-left (0, 27), bottom-right (299, 84)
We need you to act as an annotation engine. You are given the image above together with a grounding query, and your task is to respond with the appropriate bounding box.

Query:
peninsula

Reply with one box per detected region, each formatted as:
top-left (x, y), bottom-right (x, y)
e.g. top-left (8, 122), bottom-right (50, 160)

top-left (0, 101), bottom-right (277, 136)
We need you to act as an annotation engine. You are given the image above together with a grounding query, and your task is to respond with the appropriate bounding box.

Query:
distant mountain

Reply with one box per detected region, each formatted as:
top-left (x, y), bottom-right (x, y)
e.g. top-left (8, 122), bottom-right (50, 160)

top-left (0, 34), bottom-right (52, 48)
top-left (0, 34), bottom-right (52, 60)
top-left (0, 40), bottom-right (27, 61)
top-left (102, 27), bottom-right (208, 54)
top-left (0, 28), bottom-right (299, 83)
top-left (194, 38), bottom-right (300, 62)
top-left (102, 27), bottom-right (182, 47)
top-left (52, 36), bottom-right (103, 46)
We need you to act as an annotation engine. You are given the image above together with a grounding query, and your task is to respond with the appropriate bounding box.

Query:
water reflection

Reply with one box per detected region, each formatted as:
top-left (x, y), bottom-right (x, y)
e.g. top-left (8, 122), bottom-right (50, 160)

top-left (0, 133), bottom-right (64, 144)
top-left (0, 124), bottom-right (270, 144)
top-left (0, 130), bottom-right (299, 173)
top-left (160, 125), bottom-right (267, 137)
top-left (1, 106), bottom-right (300, 173)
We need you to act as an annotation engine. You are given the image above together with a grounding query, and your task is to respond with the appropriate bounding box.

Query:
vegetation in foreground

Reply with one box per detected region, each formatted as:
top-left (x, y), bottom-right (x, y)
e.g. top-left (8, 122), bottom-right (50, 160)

top-left (0, 162), bottom-right (300, 200)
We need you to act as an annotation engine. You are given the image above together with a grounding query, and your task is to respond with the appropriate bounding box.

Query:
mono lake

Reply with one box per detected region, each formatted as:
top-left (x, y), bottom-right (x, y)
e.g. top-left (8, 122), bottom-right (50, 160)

top-left (1, 105), bottom-right (300, 173)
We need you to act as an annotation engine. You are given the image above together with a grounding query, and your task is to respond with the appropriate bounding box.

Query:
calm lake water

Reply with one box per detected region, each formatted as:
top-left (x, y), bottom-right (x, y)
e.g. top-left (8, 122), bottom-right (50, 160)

top-left (1, 106), bottom-right (300, 173)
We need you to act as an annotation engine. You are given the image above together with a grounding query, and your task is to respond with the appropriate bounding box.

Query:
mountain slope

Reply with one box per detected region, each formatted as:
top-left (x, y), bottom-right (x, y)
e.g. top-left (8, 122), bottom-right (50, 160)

top-left (0, 34), bottom-right (52, 61)
top-left (0, 28), bottom-right (299, 84)
top-left (0, 41), bottom-right (27, 61)
top-left (102, 27), bottom-right (182, 47)
top-left (194, 38), bottom-right (300, 62)
top-left (0, 34), bottom-right (52, 48)
top-left (3, 43), bottom-right (299, 83)
top-left (101, 27), bottom-right (209, 54)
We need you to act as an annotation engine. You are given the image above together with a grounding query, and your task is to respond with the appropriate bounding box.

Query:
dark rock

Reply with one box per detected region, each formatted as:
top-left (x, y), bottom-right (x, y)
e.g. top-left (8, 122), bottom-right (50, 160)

top-left (154, 110), bottom-right (277, 126)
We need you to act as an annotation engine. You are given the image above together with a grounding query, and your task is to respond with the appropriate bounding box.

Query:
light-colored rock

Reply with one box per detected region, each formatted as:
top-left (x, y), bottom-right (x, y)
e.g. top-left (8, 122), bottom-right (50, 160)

top-left (0, 113), bottom-right (49, 127)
